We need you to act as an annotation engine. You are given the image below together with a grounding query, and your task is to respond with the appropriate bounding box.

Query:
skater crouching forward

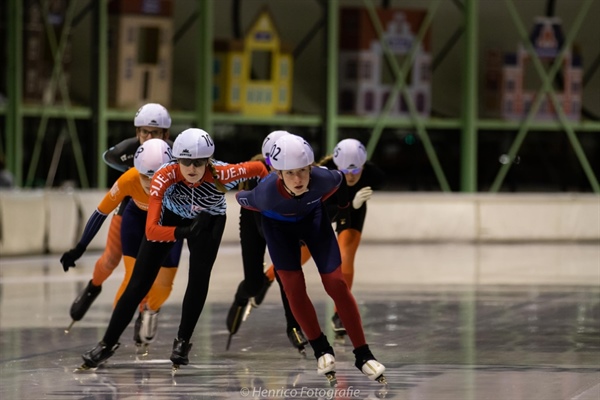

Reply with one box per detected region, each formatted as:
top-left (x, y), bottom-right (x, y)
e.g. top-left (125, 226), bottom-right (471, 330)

top-left (235, 134), bottom-right (386, 384)
top-left (80, 128), bottom-right (269, 370)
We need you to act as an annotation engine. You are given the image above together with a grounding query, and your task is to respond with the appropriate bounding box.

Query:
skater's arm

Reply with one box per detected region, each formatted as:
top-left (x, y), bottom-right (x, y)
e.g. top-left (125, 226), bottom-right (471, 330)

top-left (103, 137), bottom-right (140, 172)
top-left (60, 209), bottom-right (108, 271)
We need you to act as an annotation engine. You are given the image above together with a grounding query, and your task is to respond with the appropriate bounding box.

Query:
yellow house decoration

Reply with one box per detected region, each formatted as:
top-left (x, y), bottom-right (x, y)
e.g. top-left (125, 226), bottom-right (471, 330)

top-left (213, 7), bottom-right (293, 116)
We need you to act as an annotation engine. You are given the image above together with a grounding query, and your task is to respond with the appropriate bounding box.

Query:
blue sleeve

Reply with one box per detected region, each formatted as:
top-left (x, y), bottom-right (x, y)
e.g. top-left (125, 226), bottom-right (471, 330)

top-left (76, 209), bottom-right (108, 249)
top-left (236, 190), bottom-right (260, 212)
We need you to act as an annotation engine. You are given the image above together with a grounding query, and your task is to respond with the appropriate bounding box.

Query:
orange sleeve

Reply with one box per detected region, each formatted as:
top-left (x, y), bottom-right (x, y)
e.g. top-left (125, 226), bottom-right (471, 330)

top-left (215, 160), bottom-right (269, 184)
top-left (145, 164), bottom-right (180, 242)
top-left (97, 168), bottom-right (141, 214)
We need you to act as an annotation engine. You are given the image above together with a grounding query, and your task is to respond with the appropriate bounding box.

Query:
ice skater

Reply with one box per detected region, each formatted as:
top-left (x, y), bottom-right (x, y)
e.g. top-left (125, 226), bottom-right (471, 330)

top-left (62, 103), bottom-right (173, 337)
top-left (235, 134), bottom-right (386, 385)
top-left (78, 128), bottom-right (269, 372)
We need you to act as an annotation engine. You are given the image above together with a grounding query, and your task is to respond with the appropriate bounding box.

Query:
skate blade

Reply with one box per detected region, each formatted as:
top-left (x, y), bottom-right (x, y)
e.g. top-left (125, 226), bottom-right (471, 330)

top-left (297, 347), bottom-right (307, 357)
top-left (375, 382), bottom-right (389, 399)
top-left (325, 371), bottom-right (338, 387)
top-left (375, 374), bottom-right (388, 385)
top-left (64, 320), bottom-right (76, 334)
top-left (225, 333), bottom-right (234, 351)
top-left (241, 303), bottom-right (253, 322)
top-left (73, 363), bottom-right (96, 373)
top-left (333, 329), bottom-right (347, 337)
top-left (136, 343), bottom-right (149, 357)
top-left (171, 364), bottom-right (181, 378)
top-left (333, 334), bottom-right (346, 344)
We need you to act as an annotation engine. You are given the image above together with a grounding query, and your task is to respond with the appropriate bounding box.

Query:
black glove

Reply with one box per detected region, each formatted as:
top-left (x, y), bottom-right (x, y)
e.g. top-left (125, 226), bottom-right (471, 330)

top-left (174, 213), bottom-right (210, 240)
top-left (60, 244), bottom-right (86, 272)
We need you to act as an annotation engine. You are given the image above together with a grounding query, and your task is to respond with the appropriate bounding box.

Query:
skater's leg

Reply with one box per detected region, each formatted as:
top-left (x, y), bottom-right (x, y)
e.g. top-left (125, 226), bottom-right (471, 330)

top-left (337, 228), bottom-right (361, 290)
top-left (320, 267), bottom-right (366, 349)
top-left (274, 271), bottom-right (308, 351)
top-left (353, 344), bottom-right (386, 382)
top-left (145, 267), bottom-right (177, 311)
top-left (227, 210), bottom-right (266, 336)
top-left (171, 215), bottom-right (225, 366)
top-left (101, 240), bottom-right (170, 347)
top-left (69, 206), bottom-right (125, 325)
top-left (274, 270), bottom-right (301, 331)
top-left (134, 267), bottom-right (177, 344)
top-left (238, 208), bottom-right (269, 298)
top-left (113, 255), bottom-right (135, 308)
top-left (265, 243), bottom-right (311, 283)
top-left (330, 229), bottom-right (360, 335)
top-left (276, 269), bottom-right (322, 341)
top-left (176, 215), bottom-right (225, 341)
top-left (82, 239), bottom-right (170, 368)
top-left (91, 213), bottom-right (123, 287)
top-left (309, 332), bottom-right (336, 384)
top-left (265, 264), bottom-right (275, 282)
top-left (145, 238), bottom-right (183, 312)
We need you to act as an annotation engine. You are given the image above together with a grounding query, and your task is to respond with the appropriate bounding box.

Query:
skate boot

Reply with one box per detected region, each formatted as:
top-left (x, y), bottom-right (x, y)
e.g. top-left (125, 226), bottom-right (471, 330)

top-left (309, 333), bottom-right (337, 386)
top-left (133, 312), bottom-right (143, 346)
top-left (287, 327), bottom-right (308, 356)
top-left (170, 338), bottom-right (192, 374)
top-left (66, 280), bottom-right (102, 333)
top-left (250, 274), bottom-right (273, 307)
top-left (139, 307), bottom-right (160, 344)
top-left (331, 312), bottom-right (346, 338)
top-left (353, 344), bottom-right (387, 384)
top-left (79, 341), bottom-right (120, 370)
top-left (225, 282), bottom-right (249, 350)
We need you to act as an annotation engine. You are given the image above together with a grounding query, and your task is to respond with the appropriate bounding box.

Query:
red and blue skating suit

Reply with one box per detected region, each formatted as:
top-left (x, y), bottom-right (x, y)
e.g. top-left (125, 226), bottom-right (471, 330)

top-left (235, 166), bottom-right (369, 351)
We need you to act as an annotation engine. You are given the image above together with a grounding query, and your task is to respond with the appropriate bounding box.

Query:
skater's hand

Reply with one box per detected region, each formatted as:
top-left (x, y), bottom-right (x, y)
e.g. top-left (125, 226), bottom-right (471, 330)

top-left (60, 244), bottom-right (86, 272)
top-left (352, 186), bottom-right (373, 209)
top-left (174, 212), bottom-right (210, 239)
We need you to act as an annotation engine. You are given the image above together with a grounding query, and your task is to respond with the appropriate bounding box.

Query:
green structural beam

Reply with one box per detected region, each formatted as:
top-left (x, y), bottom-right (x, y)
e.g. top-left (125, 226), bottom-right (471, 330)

top-left (196, 0), bottom-right (213, 133)
top-left (491, 0), bottom-right (598, 193)
top-left (325, 0), bottom-right (339, 154)
top-left (6, 0), bottom-right (23, 186)
top-left (363, 0), bottom-right (451, 192)
top-left (26, 0), bottom-right (89, 188)
top-left (95, 0), bottom-right (109, 188)
top-left (460, 0), bottom-right (478, 193)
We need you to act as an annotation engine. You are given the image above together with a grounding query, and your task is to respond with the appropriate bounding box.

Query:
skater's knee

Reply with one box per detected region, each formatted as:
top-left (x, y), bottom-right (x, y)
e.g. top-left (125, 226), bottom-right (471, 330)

top-left (321, 268), bottom-right (348, 293)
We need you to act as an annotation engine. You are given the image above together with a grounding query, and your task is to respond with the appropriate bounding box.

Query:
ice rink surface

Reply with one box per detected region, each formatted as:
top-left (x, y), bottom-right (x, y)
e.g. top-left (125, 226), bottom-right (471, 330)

top-left (1, 242), bottom-right (599, 400)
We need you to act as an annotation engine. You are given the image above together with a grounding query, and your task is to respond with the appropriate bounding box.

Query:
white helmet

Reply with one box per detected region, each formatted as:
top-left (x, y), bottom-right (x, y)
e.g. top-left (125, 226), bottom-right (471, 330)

top-left (172, 128), bottom-right (215, 159)
top-left (333, 138), bottom-right (367, 171)
top-left (134, 103), bottom-right (172, 129)
top-left (261, 130), bottom-right (291, 162)
top-left (270, 134), bottom-right (314, 171)
top-left (134, 139), bottom-right (173, 177)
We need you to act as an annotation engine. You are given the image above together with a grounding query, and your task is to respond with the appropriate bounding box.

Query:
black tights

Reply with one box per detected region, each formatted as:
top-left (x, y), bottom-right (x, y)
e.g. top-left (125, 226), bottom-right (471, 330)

top-left (102, 214), bottom-right (226, 346)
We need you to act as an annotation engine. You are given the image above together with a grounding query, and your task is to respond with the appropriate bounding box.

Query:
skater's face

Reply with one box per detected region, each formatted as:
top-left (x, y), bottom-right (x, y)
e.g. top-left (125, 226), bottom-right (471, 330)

top-left (278, 167), bottom-right (311, 196)
top-left (139, 173), bottom-right (152, 194)
top-left (340, 167), bottom-right (363, 186)
top-left (137, 126), bottom-right (167, 144)
top-left (178, 158), bottom-right (208, 184)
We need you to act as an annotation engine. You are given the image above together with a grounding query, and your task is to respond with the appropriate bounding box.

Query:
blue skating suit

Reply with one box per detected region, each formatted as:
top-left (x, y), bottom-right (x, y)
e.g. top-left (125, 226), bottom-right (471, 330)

top-left (236, 167), bottom-right (349, 274)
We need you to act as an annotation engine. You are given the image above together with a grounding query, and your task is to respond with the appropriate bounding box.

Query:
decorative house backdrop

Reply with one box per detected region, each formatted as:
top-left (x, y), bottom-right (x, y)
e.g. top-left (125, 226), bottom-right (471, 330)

top-left (485, 17), bottom-right (582, 121)
top-left (338, 7), bottom-right (431, 117)
top-left (213, 7), bottom-right (293, 116)
top-left (108, 0), bottom-right (173, 108)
